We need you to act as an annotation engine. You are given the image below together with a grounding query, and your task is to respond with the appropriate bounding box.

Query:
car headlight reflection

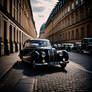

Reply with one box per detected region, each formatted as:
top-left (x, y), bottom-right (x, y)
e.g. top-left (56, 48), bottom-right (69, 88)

top-left (41, 51), bottom-right (46, 58)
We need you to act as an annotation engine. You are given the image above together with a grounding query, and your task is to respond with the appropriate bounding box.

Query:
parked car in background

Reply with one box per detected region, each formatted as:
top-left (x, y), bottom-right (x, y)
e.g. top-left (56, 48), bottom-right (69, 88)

top-left (81, 38), bottom-right (92, 54)
top-left (19, 39), bottom-right (69, 69)
top-left (75, 42), bottom-right (82, 52)
top-left (62, 43), bottom-right (74, 52)
top-left (53, 44), bottom-right (62, 50)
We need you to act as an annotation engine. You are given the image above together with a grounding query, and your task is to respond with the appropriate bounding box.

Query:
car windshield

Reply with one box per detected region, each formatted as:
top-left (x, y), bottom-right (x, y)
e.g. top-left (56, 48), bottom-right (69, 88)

top-left (88, 39), bottom-right (92, 42)
top-left (83, 39), bottom-right (92, 43)
top-left (24, 40), bottom-right (51, 48)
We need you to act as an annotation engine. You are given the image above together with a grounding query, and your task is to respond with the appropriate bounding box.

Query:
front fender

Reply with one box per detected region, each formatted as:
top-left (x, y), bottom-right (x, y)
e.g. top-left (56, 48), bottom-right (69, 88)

top-left (48, 48), bottom-right (57, 61)
top-left (62, 50), bottom-right (69, 61)
top-left (57, 50), bottom-right (69, 61)
top-left (32, 51), bottom-right (40, 60)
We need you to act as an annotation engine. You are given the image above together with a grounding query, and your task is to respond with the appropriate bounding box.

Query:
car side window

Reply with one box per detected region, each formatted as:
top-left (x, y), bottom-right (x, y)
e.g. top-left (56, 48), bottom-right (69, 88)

top-left (24, 41), bottom-right (30, 47)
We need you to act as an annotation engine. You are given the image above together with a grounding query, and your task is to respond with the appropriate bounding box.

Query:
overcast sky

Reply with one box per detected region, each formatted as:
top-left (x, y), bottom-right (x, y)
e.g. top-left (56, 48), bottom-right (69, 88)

top-left (30, 0), bottom-right (58, 37)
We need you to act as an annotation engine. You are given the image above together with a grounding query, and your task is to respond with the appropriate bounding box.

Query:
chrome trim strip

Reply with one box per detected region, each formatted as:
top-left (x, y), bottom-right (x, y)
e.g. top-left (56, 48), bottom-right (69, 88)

top-left (35, 63), bottom-right (48, 66)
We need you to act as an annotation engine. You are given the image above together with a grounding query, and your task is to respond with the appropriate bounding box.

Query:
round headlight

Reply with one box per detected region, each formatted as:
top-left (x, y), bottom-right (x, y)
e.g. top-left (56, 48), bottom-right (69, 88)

top-left (41, 51), bottom-right (46, 58)
top-left (62, 57), bottom-right (66, 61)
top-left (59, 52), bottom-right (63, 56)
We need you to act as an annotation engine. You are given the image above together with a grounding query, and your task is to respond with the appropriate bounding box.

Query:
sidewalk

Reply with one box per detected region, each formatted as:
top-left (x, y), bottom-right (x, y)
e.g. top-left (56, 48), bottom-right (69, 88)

top-left (0, 53), bottom-right (20, 79)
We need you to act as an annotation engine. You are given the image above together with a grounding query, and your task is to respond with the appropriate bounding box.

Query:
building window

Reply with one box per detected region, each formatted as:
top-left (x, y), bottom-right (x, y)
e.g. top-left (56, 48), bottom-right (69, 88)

top-left (86, 7), bottom-right (91, 18)
top-left (70, 31), bottom-right (71, 40)
top-left (75, 0), bottom-right (78, 5)
top-left (17, 0), bottom-right (19, 21)
top-left (65, 18), bottom-right (67, 27)
top-left (71, 14), bottom-right (74, 24)
top-left (17, 30), bottom-right (19, 42)
top-left (80, 7), bottom-right (84, 20)
top-left (14, 0), bottom-right (15, 18)
top-left (19, 31), bottom-right (21, 43)
top-left (81, 27), bottom-right (84, 39)
top-left (68, 6), bottom-right (70, 12)
top-left (68, 16), bottom-right (70, 25)
top-left (3, 0), bottom-right (7, 10)
top-left (72, 30), bottom-right (74, 40)
top-left (22, 33), bottom-right (23, 44)
top-left (19, 5), bottom-right (21, 24)
top-left (76, 29), bottom-right (79, 40)
top-left (10, 0), bottom-right (12, 15)
top-left (63, 33), bottom-right (64, 40)
top-left (14, 27), bottom-right (15, 42)
top-left (4, 21), bottom-right (7, 41)
top-left (65, 8), bottom-right (68, 14)
top-left (87, 25), bottom-right (91, 37)
top-left (63, 9), bottom-right (65, 15)
top-left (68, 31), bottom-right (70, 40)
top-left (62, 10), bottom-right (64, 17)
top-left (76, 10), bottom-right (79, 22)
top-left (66, 32), bottom-right (67, 40)
top-left (9, 25), bottom-right (12, 41)
top-left (71, 2), bottom-right (74, 9)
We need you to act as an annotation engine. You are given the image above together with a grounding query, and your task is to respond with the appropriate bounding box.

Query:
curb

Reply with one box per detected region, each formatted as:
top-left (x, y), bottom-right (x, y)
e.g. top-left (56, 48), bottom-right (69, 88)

top-left (0, 61), bottom-right (17, 80)
top-left (0, 53), bottom-right (19, 80)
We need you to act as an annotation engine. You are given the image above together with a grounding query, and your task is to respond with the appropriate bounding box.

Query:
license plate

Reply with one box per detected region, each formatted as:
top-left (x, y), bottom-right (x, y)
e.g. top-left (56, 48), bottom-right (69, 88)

top-left (49, 62), bottom-right (59, 65)
top-left (49, 62), bottom-right (54, 65)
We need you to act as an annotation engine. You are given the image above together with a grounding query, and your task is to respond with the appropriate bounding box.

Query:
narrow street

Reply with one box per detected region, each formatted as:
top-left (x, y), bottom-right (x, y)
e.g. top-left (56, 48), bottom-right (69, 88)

top-left (0, 0), bottom-right (92, 92)
top-left (0, 52), bottom-right (92, 92)
top-left (69, 52), bottom-right (92, 72)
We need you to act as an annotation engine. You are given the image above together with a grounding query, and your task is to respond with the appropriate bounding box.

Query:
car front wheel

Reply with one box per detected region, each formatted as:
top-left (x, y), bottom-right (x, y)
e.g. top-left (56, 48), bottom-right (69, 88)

top-left (60, 63), bottom-right (66, 69)
top-left (32, 60), bottom-right (36, 69)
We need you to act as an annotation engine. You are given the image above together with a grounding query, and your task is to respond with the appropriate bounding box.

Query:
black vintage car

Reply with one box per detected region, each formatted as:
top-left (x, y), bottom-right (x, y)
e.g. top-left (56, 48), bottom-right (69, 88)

top-left (19, 39), bottom-right (69, 69)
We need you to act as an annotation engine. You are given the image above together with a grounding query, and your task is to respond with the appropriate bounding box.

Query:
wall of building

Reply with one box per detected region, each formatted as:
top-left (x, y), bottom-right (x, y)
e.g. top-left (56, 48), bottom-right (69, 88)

top-left (0, 0), bottom-right (36, 56)
top-left (45, 0), bottom-right (92, 45)
top-left (39, 23), bottom-right (45, 39)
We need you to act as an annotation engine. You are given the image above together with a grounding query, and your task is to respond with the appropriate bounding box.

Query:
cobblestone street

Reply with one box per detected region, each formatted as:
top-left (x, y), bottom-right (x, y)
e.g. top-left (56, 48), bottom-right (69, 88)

top-left (14, 61), bottom-right (92, 92)
top-left (0, 0), bottom-right (92, 91)
top-left (0, 52), bottom-right (92, 92)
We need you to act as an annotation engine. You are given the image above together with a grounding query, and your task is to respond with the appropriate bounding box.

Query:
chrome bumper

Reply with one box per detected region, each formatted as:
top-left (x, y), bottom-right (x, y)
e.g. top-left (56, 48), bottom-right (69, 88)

top-left (35, 62), bottom-right (48, 66)
top-left (34, 61), bottom-right (69, 66)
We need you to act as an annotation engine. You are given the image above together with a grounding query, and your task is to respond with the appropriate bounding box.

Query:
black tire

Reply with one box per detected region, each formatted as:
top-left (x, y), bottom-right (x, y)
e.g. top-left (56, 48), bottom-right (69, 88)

top-left (21, 59), bottom-right (24, 62)
top-left (62, 51), bottom-right (69, 61)
top-left (88, 50), bottom-right (92, 55)
top-left (19, 59), bottom-right (24, 64)
top-left (81, 50), bottom-right (83, 54)
top-left (19, 50), bottom-right (23, 59)
top-left (60, 63), bottom-right (66, 69)
top-left (32, 60), bottom-right (36, 69)
top-left (62, 55), bottom-right (69, 61)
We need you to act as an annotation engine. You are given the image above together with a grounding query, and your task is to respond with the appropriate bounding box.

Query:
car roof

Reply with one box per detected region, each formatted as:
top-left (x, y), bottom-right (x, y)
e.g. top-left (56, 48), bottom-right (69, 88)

top-left (83, 38), bottom-right (92, 40)
top-left (26, 39), bottom-right (50, 42)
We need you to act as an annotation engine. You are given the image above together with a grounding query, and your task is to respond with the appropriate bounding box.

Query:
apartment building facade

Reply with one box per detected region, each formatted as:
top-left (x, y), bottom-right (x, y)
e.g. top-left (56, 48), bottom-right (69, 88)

top-left (0, 0), bottom-right (37, 56)
top-left (45, 0), bottom-right (92, 45)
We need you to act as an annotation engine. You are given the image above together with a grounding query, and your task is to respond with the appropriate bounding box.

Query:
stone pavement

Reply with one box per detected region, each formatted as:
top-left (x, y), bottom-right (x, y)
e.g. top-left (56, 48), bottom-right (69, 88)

top-left (13, 61), bottom-right (92, 92)
top-left (0, 53), bottom-right (19, 79)
top-left (0, 52), bottom-right (92, 92)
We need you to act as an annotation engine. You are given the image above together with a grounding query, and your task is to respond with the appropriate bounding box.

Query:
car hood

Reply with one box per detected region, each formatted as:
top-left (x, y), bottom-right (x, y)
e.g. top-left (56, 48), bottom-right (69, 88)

top-left (23, 46), bottom-right (52, 50)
